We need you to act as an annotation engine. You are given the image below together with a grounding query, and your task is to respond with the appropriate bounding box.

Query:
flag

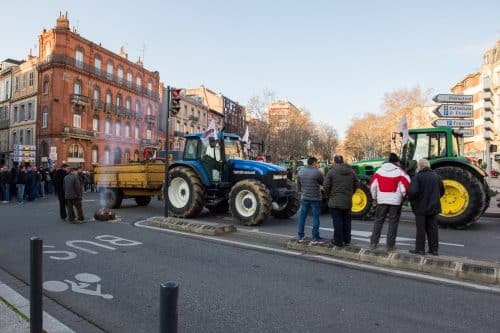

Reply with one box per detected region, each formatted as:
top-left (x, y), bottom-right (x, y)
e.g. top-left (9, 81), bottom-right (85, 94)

top-left (241, 126), bottom-right (250, 153)
top-left (202, 120), bottom-right (217, 145)
top-left (398, 114), bottom-right (413, 144)
top-left (152, 150), bottom-right (157, 159)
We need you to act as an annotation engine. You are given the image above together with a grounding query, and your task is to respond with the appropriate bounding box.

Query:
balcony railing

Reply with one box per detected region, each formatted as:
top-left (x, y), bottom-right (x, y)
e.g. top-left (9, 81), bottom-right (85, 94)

top-left (105, 103), bottom-right (114, 114)
top-left (92, 99), bottom-right (104, 111)
top-left (116, 107), bottom-right (126, 117)
top-left (62, 126), bottom-right (94, 140)
top-left (70, 94), bottom-right (89, 105)
top-left (140, 139), bottom-right (161, 147)
top-left (37, 54), bottom-right (160, 100)
top-left (145, 114), bottom-right (155, 123)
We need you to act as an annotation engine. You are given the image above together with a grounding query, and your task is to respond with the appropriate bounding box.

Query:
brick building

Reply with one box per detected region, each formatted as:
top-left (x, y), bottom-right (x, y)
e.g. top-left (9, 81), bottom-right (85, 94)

top-left (36, 13), bottom-right (161, 170)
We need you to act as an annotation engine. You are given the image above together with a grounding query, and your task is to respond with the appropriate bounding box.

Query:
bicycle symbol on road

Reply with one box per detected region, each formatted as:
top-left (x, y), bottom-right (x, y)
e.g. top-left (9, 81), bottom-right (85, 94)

top-left (43, 273), bottom-right (113, 299)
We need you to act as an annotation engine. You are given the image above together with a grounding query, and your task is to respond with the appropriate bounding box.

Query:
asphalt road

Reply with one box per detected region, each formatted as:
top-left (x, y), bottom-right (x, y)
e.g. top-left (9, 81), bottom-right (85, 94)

top-left (1, 193), bottom-right (500, 332)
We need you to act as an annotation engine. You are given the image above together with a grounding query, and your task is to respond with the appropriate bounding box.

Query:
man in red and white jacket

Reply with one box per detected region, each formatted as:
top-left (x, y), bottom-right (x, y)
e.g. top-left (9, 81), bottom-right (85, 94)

top-left (369, 153), bottom-right (411, 251)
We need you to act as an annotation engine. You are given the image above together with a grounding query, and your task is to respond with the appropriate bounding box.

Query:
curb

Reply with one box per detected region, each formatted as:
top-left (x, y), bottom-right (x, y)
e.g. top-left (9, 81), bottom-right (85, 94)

top-left (287, 239), bottom-right (500, 285)
top-left (141, 216), bottom-right (237, 236)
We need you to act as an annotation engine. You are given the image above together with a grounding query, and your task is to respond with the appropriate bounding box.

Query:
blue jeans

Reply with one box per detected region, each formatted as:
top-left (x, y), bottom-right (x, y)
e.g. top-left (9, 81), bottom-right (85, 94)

top-left (298, 199), bottom-right (322, 240)
top-left (16, 184), bottom-right (25, 203)
top-left (1, 183), bottom-right (9, 201)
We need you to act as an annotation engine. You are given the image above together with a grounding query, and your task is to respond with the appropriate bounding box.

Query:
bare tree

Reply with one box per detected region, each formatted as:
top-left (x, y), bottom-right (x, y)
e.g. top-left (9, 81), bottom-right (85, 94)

top-left (310, 123), bottom-right (339, 161)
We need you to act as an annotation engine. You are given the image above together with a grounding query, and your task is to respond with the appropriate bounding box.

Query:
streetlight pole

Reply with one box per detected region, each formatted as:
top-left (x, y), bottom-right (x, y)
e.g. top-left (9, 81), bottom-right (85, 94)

top-left (163, 86), bottom-right (171, 218)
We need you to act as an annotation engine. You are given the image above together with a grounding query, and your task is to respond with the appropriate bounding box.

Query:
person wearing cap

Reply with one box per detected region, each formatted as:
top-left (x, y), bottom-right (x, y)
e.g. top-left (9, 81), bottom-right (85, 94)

top-left (369, 153), bottom-right (411, 251)
top-left (54, 164), bottom-right (69, 220)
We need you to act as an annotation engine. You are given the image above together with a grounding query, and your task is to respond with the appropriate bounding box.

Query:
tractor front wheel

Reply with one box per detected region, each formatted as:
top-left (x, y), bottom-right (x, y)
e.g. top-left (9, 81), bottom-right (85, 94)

top-left (229, 179), bottom-right (272, 226)
top-left (351, 182), bottom-right (373, 219)
top-left (168, 166), bottom-right (205, 218)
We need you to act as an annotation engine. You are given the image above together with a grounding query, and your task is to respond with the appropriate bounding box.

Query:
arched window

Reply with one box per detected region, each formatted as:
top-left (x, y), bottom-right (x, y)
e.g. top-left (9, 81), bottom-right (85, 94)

top-left (126, 97), bottom-right (131, 111)
top-left (125, 123), bottom-right (130, 138)
top-left (106, 60), bottom-right (113, 80)
top-left (91, 146), bottom-right (98, 164)
top-left (147, 104), bottom-right (152, 115)
top-left (116, 94), bottom-right (122, 110)
top-left (73, 80), bottom-right (82, 94)
top-left (92, 117), bottom-right (99, 131)
top-left (126, 71), bottom-right (132, 87)
top-left (68, 144), bottom-right (84, 159)
top-left (105, 119), bottom-right (111, 135)
top-left (124, 150), bottom-right (130, 163)
top-left (93, 86), bottom-right (100, 104)
top-left (115, 121), bottom-right (121, 137)
top-left (117, 66), bottom-right (124, 83)
top-left (94, 55), bottom-right (102, 74)
top-left (105, 90), bottom-right (112, 104)
top-left (136, 76), bottom-right (142, 89)
top-left (104, 148), bottom-right (110, 165)
top-left (135, 125), bottom-right (140, 140)
top-left (147, 80), bottom-right (153, 95)
top-left (42, 107), bottom-right (48, 129)
top-left (135, 100), bottom-right (140, 115)
top-left (75, 48), bottom-right (84, 68)
top-left (43, 76), bottom-right (49, 94)
top-left (40, 141), bottom-right (48, 158)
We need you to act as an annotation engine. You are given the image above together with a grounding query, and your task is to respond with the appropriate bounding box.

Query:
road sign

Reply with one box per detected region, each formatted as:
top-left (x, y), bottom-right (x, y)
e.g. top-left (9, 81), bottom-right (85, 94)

top-left (432, 119), bottom-right (474, 127)
top-left (13, 144), bottom-right (36, 151)
top-left (433, 104), bottom-right (473, 118)
top-left (454, 129), bottom-right (474, 137)
top-left (432, 94), bottom-right (473, 103)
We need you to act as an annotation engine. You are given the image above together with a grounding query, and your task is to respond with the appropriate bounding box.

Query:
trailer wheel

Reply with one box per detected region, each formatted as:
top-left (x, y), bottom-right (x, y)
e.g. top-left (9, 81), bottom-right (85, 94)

top-left (435, 166), bottom-right (483, 228)
top-left (229, 179), bottom-right (272, 226)
top-left (135, 196), bottom-right (152, 206)
top-left (271, 180), bottom-right (300, 219)
top-left (103, 188), bottom-right (122, 209)
top-left (168, 166), bottom-right (205, 218)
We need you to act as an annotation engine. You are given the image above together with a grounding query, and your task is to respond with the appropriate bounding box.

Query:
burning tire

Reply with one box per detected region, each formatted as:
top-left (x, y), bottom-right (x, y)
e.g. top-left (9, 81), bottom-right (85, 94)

top-left (102, 188), bottom-right (122, 209)
top-left (229, 179), bottom-right (272, 226)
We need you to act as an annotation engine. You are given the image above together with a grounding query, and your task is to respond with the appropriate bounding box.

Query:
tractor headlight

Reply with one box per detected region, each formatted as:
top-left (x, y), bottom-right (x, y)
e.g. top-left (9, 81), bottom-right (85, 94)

top-left (273, 174), bottom-right (287, 180)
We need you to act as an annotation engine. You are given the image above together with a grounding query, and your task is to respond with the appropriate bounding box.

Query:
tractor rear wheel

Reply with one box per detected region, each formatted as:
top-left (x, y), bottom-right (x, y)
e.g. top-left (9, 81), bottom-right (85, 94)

top-left (229, 179), bottom-right (272, 226)
top-left (435, 166), bottom-right (483, 228)
top-left (168, 166), bottom-right (205, 218)
top-left (271, 180), bottom-right (300, 219)
top-left (135, 196), bottom-right (151, 206)
top-left (351, 182), bottom-right (373, 219)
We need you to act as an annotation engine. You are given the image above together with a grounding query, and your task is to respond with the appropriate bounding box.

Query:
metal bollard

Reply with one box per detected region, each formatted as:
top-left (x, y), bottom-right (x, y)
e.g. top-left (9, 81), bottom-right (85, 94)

top-left (159, 281), bottom-right (179, 333)
top-left (30, 237), bottom-right (43, 333)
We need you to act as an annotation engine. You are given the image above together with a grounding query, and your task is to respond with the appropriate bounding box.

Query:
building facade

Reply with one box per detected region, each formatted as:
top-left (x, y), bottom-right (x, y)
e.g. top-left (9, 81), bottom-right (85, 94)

top-left (267, 100), bottom-right (302, 130)
top-left (10, 54), bottom-right (38, 166)
top-left (36, 13), bottom-right (161, 170)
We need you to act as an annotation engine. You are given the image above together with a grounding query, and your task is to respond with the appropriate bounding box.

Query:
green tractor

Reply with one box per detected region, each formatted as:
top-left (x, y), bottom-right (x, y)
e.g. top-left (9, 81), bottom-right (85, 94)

top-left (350, 127), bottom-right (491, 228)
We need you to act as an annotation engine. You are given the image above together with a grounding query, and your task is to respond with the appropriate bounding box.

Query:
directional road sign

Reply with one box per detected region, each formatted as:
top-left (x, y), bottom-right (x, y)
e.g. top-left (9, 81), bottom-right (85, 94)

top-left (432, 119), bottom-right (474, 128)
top-left (433, 104), bottom-right (473, 118)
top-left (13, 144), bottom-right (36, 151)
top-left (454, 129), bottom-right (474, 137)
top-left (432, 94), bottom-right (473, 103)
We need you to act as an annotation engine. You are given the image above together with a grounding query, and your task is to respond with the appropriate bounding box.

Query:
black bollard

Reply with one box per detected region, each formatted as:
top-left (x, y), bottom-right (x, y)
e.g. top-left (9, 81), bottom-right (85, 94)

top-left (159, 281), bottom-right (179, 333)
top-left (30, 237), bottom-right (43, 333)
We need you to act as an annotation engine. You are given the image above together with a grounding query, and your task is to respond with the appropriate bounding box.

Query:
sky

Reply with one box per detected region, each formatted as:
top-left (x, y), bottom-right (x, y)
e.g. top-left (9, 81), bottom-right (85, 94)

top-left (2, 0), bottom-right (499, 137)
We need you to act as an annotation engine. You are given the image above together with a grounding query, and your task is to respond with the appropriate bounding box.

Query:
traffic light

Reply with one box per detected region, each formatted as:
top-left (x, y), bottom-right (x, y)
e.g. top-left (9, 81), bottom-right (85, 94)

top-left (170, 88), bottom-right (182, 116)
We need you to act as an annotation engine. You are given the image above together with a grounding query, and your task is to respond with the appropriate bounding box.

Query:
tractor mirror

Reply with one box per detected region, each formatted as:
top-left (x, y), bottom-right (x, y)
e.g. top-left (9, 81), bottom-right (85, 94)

top-left (209, 137), bottom-right (217, 148)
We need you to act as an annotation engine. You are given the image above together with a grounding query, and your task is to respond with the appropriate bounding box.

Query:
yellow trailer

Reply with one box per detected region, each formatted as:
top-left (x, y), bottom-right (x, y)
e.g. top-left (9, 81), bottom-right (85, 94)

top-left (93, 162), bottom-right (164, 208)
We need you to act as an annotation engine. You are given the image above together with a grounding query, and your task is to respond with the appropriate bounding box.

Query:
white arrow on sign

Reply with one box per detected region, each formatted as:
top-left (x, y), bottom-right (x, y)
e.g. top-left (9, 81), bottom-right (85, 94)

top-left (432, 94), bottom-right (473, 103)
top-left (432, 119), bottom-right (474, 127)
top-left (433, 104), bottom-right (473, 118)
top-left (454, 129), bottom-right (474, 137)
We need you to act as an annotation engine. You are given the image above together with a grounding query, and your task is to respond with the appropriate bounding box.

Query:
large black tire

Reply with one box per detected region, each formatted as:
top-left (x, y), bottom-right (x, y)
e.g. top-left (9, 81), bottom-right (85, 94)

top-left (271, 180), bottom-right (300, 219)
top-left (207, 201), bottom-right (229, 214)
top-left (435, 166), bottom-right (483, 228)
top-left (103, 188), bottom-right (122, 209)
top-left (168, 166), bottom-right (205, 218)
top-left (229, 179), bottom-right (272, 226)
top-left (135, 196), bottom-right (151, 206)
top-left (351, 182), bottom-right (374, 220)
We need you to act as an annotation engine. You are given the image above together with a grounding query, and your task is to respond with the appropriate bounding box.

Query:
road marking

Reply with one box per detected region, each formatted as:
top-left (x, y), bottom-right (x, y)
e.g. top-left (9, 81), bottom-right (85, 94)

top-left (0, 280), bottom-right (76, 332)
top-left (134, 221), bottom-right (499, 293)
top-left (44, 273), bottom-right (113, 300)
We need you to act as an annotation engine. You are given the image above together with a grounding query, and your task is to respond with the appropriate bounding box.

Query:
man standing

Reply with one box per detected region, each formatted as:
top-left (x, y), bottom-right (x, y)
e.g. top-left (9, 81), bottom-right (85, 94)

top-left (369, 153), bottom-right (410, 251)
top-left (0, 166), bottom-right (11, 203)
top-left (297, 156), bottom-right (325, 245)
top-left (54, 164), bottom-right (69, 220)
top-left (16, 165), bottom-right (27, 204)
top-left (64, 167), bottom-right (85, 223)
top-left (323, 155), bottom-right (359, 247)
top-left (408, 159), bottom-right (444, 255)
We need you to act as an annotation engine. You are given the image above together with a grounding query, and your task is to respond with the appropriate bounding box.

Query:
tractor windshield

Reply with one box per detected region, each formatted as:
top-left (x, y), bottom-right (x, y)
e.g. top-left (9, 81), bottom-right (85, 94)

top-left (199, 137), bottom-right (245, 161)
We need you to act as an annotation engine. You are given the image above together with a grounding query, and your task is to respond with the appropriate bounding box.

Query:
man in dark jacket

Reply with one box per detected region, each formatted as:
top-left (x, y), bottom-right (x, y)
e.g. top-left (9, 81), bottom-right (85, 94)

top-left (408, 158), bottom-right (445, 255)
top-left (64, 167), bottom-right (85, 223)
top-left (53, 164), bottom-right (69, 220)
top-left (16, 165), bottom-right (27, 204)
top-left (297, 156), bottom-right (325, 245)
top-left (323, 155), bottom-right (359, 247)
top-left (0, 166), bottom-right (11, 203)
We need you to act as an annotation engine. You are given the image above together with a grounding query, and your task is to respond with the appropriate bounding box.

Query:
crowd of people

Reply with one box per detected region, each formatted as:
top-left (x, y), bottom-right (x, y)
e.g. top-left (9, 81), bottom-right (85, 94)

top-left (297, 153), bottom-right (444, 256)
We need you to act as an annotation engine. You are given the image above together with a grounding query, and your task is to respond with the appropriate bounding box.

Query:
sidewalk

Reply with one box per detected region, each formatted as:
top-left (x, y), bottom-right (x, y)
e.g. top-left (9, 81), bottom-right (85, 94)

top-left (0, 296), bottom-right (29, 333)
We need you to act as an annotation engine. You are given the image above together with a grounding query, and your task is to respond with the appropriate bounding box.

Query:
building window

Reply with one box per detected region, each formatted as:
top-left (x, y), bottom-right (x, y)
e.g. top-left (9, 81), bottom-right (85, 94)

top-left (106, 61), bottom-right (113, 80)
top-left (105, 119), bottom-right (111, 135)
top-left (93, 87), bottom-right (100, 101)
top-left (13, 106), bottom-right (18, 122)
top-left (106, 91), bottom-right (112, 104)
top-left (147, 80), bottom-right (153, 95)
top-left (115, 122), bottom-right (121, 136)
top-left (147, 104), bottom-right (152, 115)
top-left (43, 77), bottom-right (49, 94)
top-left (22, 74), bottom-right (27, 89)
top-left (126, 97), bottom-right (131, 111)
top-left (93, 117), bottom-right (99, 131)
top-left (135, 101), bottom-right (140, 115)
top-left (136, 76), bottom-right (142, 89)
top-left (135, 125), bottom-right (139, 139)
top-left (116, 94), bottom-right (122, 110)
top-left (75, 49), bottom-right (84, 68)
top-left (29, 72), bottom-right (34, 86)
top-left (94, 56), bottom-right (102, 74)
top-left (27, 103), bottom-right (33, 120)
top-left (74, 80), bottom-right (82, 94)
top-left (19, 130), bottom-right (24, 144)
top-left (73, 114), bottom-right (82, 128)
top-left (125, 123), bottom-right (130, 138)
top-left (26, 129), bottom-right (32, 145)
top-left (117, 66), bottom-right (124, 84)
top-left (40, 141), bottom-right (48, 158)
top-left (69, 144), bottom-right (84, 159)
top-left (146, 129), bottom-right (152, 140)
top-left (14, 76), bottom-right (19, 91)
top-left (126, 71), bottom-right (132, 87)
top-left (42, 108), bottom-right (48, 128)
top-left (124, 151), bottom-right (130, 163)
top-left (44, 42), bottom-right (52, 60)
top-left (92, 147), bottom-right (98, 164)
top-left (104, 149), bottom-right (110, 165)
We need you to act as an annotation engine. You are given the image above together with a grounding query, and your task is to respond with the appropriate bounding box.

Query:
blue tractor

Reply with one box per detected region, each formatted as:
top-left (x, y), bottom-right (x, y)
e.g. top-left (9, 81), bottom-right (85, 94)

top-left (167, 132), bottom-right (300, 225)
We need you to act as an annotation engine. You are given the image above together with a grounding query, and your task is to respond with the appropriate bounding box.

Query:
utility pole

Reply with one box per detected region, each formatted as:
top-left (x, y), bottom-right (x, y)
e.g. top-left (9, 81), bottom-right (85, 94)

top-left (163, 86), bottom-right (171, 218)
